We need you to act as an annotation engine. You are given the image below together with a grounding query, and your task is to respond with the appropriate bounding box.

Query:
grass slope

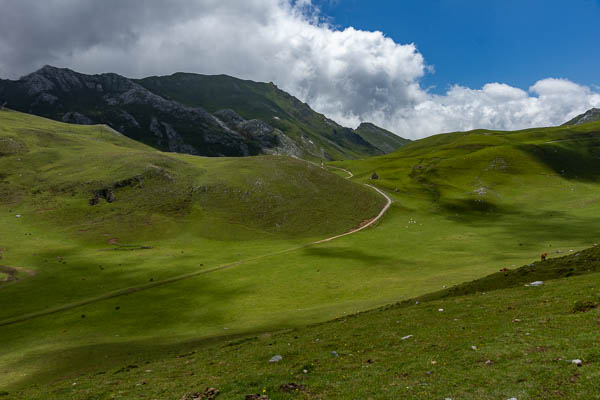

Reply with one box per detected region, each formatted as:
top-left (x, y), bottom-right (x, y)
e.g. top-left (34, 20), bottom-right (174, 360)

top-left (353, 122), bottom-right (410, 153)
top-left (9, 246), bottom-right (600, 399)
top-left (0, 110), bottom-right (386, 387)
top-left (2, 112), bottom-right (600, 395)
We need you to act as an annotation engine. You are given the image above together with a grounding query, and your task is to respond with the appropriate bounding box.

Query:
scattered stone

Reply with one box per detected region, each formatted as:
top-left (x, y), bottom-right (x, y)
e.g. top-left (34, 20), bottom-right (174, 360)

top-left (529, 281), bottom-right (544, 287)
top-left (280, 383), bottom-right (305, 392)
top-left (471, 346), bottom-right (478, 351)
top-left (513, 318), bottom-right (521, 323)
top-left (570, 359), bottom-right (583, 367)
top-left (180, 392), bottom-right (201, 400)
top-left (269, 355), bottom-right (282, 363)
top-left (401, 335), bottom-right (413, 340)
top-left (180, 387), bottom-right (220, 400)
top-left (485, 360), bottom-right (493, 366)
top-left (438, 308), bottom-right (444, 312)
top-left (15, 214), bottom-right (21, 218)
top-left (572, 300), bottom-right (599, 313)
top-left (415, 301), bottom-right (419, 305)
top-left (202, 388), bottom-right (220, 399)
top-left (331, 351), bottom-right (339, 357)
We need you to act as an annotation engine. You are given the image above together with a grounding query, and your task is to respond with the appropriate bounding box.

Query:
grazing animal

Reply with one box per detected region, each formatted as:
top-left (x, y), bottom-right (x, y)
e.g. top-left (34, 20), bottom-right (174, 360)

top-left (540, 253), bottom-right (547, 261)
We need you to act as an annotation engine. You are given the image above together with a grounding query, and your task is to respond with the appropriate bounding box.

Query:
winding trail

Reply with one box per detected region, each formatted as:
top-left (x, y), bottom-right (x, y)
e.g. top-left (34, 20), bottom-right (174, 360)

top-left (0, 168), bottom-right (392, 327)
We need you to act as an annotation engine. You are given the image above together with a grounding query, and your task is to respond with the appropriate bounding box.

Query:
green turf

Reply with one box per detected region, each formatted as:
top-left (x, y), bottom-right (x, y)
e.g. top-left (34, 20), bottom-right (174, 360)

top-left (1, 110), bottom-right (600, 396)
top-left (7, 247), bottom-right (600, 399)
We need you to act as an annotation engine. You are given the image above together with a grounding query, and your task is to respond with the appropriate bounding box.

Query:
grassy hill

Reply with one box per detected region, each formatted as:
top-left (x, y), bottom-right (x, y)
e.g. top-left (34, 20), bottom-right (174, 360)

top-left (353, 122), bottom-right (411, 153)
top-left (1, 111), bottom-right (600, 397)
top-left (7, 243), bottom-right (600, 399)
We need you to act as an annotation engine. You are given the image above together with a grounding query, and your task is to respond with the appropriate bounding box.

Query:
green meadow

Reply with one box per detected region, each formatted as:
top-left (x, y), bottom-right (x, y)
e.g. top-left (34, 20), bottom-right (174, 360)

top-left (14, 247), bottom-right (600, 399)
top-left (1, 109), bottom-right (599, 397)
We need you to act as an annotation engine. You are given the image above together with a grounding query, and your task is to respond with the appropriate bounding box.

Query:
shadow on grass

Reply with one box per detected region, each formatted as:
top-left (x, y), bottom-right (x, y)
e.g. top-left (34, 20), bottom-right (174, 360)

top-left (520, 141), bottom-right (600, 182)
top-left (0, 273), bottom-right (255, 391)
top-left (405, 243), bottom-right (600, 304)
top-left (0, 330), bottom-right (259, 394)
top-left (302, 246), bottom-right (396, 264)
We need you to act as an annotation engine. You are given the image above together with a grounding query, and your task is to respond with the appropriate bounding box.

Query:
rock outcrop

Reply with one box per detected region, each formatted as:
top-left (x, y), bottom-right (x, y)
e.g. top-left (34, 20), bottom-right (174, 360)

top-left (0, 66), bottom-right (287, 157)
top-left (0, 66), bottom-right (404, 159)
top-left (563, 108), bottom-right (600, 126)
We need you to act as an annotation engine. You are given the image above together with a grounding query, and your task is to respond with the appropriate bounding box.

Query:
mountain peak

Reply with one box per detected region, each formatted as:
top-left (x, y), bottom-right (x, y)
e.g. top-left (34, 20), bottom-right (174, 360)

top-left (25, 65), bottom-right (72, 78)
top-left (357, 122), bottom-right (377, 129)
top-left (353, 121), bottom-right (410, 154)
top-left (563, 108), bottom-right (600, 126)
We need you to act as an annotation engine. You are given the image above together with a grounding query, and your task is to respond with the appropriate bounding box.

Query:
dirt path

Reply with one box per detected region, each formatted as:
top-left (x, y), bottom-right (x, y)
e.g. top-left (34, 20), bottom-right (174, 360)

top-left (0, 168), bottom-right (392, 327)
top-left (313, 184), bottom-right (391, 244)
top-left (326, 165), bottom-right (354, 178)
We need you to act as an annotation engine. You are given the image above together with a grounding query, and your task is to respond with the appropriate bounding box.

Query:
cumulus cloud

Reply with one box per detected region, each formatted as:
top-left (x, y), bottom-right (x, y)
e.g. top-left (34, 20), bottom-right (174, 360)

top-left (0, 0), bottom-right (598, 138)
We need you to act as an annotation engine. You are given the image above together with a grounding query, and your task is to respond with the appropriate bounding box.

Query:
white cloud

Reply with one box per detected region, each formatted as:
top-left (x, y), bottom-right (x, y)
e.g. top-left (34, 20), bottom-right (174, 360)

top-left (0, 0), bottom-right (598, 139)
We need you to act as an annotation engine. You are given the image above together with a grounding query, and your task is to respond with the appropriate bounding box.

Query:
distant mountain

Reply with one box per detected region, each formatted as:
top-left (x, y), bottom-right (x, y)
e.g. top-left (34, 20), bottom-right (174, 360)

top-left (0, 66), bottom-right (408, 160)
top-left (562, 108), bottom-right (600, 126)
top-left (136, 72), bottom-right (409, 159)
top-left (353, 122), bottom-right (410, 153)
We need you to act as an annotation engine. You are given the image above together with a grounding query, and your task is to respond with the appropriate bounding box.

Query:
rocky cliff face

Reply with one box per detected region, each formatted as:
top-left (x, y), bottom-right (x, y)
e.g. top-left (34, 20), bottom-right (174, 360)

top-left (0, 66), bottom-right (292, 157)
top-left (563, 108), bottom-right (600, 126)
top-left (0, 66), bottom-right (403, 159)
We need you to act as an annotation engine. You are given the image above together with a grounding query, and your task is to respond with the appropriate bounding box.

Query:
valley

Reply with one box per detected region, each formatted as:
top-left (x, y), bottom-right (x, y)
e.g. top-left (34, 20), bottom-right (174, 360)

top-left (1, 109), bottom-right (599, 398)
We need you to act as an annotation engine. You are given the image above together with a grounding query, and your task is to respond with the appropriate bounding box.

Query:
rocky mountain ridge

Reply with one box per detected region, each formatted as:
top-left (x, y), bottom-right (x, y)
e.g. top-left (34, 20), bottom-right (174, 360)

top-left (563, 108), bottom-right (600, 126)
top-left (0, 66), bottom-right (408, 159)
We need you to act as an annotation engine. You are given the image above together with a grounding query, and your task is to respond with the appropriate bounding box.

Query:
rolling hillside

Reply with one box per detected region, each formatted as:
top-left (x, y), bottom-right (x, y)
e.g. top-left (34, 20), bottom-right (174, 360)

top-left (0, 67), bottom-right (408, 160)
top-left (9, 245), bottom-right (600, 399)
top-left (2, 111), bottom-right (600, 397)
top-left (352, 122), bottom-right (411, 154)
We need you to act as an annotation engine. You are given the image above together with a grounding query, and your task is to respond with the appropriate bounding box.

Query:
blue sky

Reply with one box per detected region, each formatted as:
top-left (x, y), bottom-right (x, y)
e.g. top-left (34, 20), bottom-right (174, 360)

top-left (314, 0), bottom-right (600, 93)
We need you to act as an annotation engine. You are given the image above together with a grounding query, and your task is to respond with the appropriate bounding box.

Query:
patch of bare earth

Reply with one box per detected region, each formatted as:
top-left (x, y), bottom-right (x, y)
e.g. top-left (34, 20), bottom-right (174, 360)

top-left (0, 265), bottom-right (38, 286)
top-left (358, 218), bottom-right (374, 228)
